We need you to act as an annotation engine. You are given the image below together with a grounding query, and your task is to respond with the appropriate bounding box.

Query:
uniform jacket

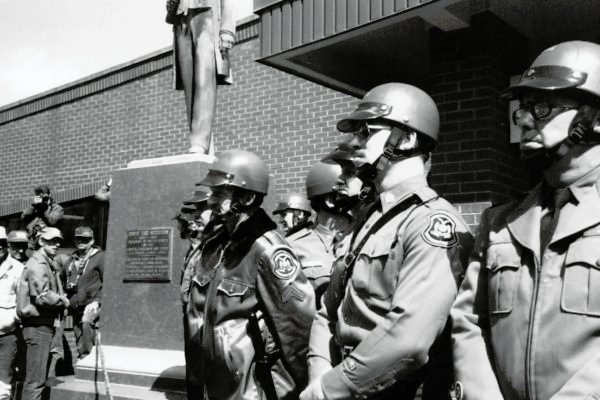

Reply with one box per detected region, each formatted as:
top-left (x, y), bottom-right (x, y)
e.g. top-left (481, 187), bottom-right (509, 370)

top-left (287, 223), bottom-right (343, 305)
top-left (173, 0), bottom-right (236, 87)
top-left (452, 175), bottom-right (600, 400)
top-left (186, 208), bottom-right (316, 400)
top-left (180, 241), bottom-right (202, 305)
top-left (65, 247), bottom-right (104, 314)
top-left (17, 250), bottom-right (67, 326)
top-left (310, 174), bottom-right (473, 400)
top-left (0, 255), bottom-right (25, 334)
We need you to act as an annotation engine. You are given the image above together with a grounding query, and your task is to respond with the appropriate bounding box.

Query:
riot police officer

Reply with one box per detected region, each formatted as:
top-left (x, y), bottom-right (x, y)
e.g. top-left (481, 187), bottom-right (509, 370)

top-left (272, 193), bottom-right (312, 236)
top-left (187, 149), bottom-right (316, 400)
top-left (301, 83), bottom-right (472, 400)
top-left (452, 41), bottom-right (600, 400)
top-left (287, 161), bottom-right (353, 304)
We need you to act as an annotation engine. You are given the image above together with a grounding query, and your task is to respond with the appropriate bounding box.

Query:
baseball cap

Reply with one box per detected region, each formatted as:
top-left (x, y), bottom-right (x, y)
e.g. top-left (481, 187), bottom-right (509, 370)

top-left (39, 227), bottom-right (64, 241)
top-left (183, 190), bottom-right (209, 206)
top-left (7, 230), bottom-right (28, 243)
top-left (74, 226), bottom-right (94, 238)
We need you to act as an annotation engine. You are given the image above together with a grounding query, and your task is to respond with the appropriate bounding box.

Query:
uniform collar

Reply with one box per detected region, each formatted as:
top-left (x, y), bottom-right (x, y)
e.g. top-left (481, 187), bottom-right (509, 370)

top-left (507, 168), bottom-right (600, 259)
top-left (313, 224), bottom-right (337, 251)
top-left (378, 173), bottom-right (435, 214)
top-left (0, 255), bottom-right (15, 276)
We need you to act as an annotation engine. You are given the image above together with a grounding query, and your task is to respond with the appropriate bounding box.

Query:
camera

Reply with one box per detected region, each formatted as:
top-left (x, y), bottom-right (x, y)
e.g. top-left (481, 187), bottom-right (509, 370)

top-left (66, 282), bottom-right (78, 294)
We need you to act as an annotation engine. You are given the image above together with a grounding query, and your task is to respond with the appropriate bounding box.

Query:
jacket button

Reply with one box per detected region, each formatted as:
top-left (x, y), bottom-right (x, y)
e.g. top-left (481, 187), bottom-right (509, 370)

top-left (596, 259), bottom-right (600, 267)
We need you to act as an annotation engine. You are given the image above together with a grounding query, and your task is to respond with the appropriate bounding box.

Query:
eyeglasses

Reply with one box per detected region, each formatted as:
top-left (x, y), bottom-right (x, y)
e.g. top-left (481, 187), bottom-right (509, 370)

top-left (512, 101), bottom-right (578, 125)
top-left (353, 121), bottom-right (392, 139)
top-left (74, 237), bottom-right (92, 244)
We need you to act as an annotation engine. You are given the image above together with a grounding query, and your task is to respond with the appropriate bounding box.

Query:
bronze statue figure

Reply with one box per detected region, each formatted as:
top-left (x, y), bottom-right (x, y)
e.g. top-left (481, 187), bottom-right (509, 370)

top-left (167, 0), bottom-right (237, 154)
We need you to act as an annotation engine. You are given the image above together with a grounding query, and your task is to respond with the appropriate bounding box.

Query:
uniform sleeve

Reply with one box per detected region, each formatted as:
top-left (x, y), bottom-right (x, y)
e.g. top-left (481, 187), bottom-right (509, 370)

top-left (180, 259), bottom-right (195, 305)
top-left (322, 210), bottom-right (473, 400)
top-left (220, 0), bottom-right (236, 35)
top-left (92, 253), bottom-right (104, 303)
top-left (27, 261), bottom-right (65, 309)
top-left (451, 209), bottom-right (504, 400)
top-left (256, 244), bottom-right (316, 389)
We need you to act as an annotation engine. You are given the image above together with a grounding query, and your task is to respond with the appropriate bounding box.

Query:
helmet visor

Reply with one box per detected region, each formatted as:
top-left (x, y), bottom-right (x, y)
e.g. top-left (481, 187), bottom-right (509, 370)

top-left (502, 65), bottom-right (588, 99)
top-left (337, 102), bottom-right (392, 132)
top-left (196, 169), bottom-right (234, 188)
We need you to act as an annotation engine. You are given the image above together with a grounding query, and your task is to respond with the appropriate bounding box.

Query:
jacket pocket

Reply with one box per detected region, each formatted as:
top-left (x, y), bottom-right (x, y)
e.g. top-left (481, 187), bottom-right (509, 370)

top-left (561, 238), bottom-right (600, 317)
top-left (486, 244), bottom-right (521, 315)
top-left (217, 278), bottom-right (249, 297)
top-left (214, 319), bottom-right (254, 385)
top-left (352, 239), bottom-right (397, 300)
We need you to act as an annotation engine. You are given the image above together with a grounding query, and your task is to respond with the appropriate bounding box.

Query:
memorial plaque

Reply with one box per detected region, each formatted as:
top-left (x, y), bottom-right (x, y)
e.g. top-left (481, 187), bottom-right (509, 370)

top-left (124, 228), bottom-right (172, 282)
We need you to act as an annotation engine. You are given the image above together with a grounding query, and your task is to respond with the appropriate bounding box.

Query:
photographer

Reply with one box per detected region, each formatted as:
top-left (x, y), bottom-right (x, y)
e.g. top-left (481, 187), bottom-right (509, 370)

top-left (20, 186), bottom-right (64, 241)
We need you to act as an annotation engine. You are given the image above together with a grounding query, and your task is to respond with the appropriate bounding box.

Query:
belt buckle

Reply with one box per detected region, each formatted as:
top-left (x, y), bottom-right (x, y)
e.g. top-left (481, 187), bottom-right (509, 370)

top-left (342, 345), bottom-right (353, 359)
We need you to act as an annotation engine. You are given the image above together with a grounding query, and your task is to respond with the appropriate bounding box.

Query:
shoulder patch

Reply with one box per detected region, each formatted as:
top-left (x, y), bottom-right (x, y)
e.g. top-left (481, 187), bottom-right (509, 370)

top-left (422, 212), bottom-right (459, 248)
top-left (271, 248), bottom-right (299, 280)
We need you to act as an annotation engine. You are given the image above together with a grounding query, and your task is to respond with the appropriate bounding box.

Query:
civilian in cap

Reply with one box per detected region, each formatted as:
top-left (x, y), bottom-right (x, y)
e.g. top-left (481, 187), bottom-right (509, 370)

top-left (7, 230), bottom-right (30, 263)
top-left (63, 225), bottom-right (103, 359)
top-left (0, 227), bottom-right (25, 400)
top-left (272, 193), bottom-right (312, 236)
top-left (18, 227), bottom-right (68, 400)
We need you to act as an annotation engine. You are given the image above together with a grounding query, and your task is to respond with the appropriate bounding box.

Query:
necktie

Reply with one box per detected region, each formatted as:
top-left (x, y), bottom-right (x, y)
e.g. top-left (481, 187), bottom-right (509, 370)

top-left (540, 188), bottom-right (571, 253)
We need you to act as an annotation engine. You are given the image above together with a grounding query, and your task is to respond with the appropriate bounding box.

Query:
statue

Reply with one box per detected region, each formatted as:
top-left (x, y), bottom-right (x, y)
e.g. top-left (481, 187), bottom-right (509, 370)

top-left (166, 0), bottom-right (237, 154)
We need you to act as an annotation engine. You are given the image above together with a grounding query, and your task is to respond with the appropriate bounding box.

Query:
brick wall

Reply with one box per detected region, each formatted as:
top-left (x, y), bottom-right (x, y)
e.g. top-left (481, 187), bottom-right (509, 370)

top-left (429, 11), bottom-right (536, 206)
top-left (0, 15), bottom-right (533, 230)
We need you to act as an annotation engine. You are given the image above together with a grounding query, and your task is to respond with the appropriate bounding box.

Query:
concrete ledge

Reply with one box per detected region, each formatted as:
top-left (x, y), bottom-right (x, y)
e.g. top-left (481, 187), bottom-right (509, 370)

top-left (50, 375), bottom-right (186, 400)
top-left (126, 153), bottom-right (214, 169)
top-left (76, 345), bottom-right (185, 390)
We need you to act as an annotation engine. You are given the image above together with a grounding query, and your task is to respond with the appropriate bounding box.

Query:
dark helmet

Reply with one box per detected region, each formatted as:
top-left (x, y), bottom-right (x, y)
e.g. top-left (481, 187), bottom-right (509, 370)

top-left (197, 150), bottom-right (269, 195)
top-left (272, 193), bottom-right (312, 215)
top-left (337, 83), bottom-right (440, 143)
top-left (306, 161), bottom-right (342, 199)
top-left (503, 41), bottom-right (600, 100)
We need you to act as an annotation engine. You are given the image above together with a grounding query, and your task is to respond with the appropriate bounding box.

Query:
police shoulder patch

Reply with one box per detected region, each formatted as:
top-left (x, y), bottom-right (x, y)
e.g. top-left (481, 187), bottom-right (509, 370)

top-left (271, 248), bottom-right (299, 280)
top-left (421, 212), bottom-right (459, 248)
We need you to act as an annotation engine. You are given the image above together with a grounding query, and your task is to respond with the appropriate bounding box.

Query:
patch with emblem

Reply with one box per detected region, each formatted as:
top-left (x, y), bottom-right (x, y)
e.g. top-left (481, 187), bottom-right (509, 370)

top-left (422, 212), bottom-right (459, 248)
top-left (271, 249), bottom-right (299, 280)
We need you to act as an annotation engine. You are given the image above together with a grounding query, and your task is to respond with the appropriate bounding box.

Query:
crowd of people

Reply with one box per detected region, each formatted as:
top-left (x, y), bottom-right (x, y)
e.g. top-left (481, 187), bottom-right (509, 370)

top-left (0, 185), bottom-right (104, 400)
top-left (2, 39), bottom-right (600, 400)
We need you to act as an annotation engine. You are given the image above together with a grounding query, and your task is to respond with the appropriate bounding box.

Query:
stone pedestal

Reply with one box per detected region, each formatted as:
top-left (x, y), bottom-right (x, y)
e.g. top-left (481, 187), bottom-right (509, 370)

top-left (51, 154), bottom-right (213, 400)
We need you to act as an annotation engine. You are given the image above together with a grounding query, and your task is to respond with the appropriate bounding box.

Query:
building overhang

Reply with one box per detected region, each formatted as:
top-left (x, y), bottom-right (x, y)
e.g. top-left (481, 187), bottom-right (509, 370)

top-left (254, 0), bottom-right (600, 97)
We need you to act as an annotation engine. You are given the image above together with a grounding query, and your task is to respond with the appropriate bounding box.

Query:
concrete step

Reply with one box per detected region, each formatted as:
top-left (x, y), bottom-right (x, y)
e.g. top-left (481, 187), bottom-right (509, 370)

top-left (49, 375), bottom-right (187, 400)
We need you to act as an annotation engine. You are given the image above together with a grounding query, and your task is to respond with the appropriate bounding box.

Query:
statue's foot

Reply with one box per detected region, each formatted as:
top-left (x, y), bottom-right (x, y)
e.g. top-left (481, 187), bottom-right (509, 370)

top-left (189, 145), bottom-right (208, 154)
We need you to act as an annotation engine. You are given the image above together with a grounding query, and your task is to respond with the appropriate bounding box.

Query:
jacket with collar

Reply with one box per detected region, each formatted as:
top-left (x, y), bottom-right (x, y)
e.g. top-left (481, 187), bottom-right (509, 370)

top-left (65, 246), bottom-right (104, 314)
top-left (0, 255), bottom-right (25, 334)
top-left (452, 175), bottom-right (600, 400)
top-left (310, 175), bottom-right (473, 400)
top-left (186, 208), bottom-right (316, 400)
top-left (18, 250), bottom-right (67, 326)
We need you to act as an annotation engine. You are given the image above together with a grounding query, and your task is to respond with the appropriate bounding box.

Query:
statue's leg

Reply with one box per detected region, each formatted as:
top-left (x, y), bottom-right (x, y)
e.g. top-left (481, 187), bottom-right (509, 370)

top-left (173, 18), bottom-right (195, 132)
top-left (188, 9), bottom-right (217, 154)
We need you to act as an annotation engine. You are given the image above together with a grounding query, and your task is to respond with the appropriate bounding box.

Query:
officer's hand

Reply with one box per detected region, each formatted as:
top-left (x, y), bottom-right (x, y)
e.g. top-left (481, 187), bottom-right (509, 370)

top-left (84, 301), bottom-right (99, 315)
top-left (219, 31), bottom-right (235, 52)
top-left (300, 378), bottom-right (326, 400)
top-left (61, 296), bottom-right (70, 309)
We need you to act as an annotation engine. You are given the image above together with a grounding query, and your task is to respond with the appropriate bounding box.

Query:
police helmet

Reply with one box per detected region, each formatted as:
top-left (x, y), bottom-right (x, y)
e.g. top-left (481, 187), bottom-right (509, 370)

top-left (337, 83), bottom-right (440, 143)
top-left (306, 161), bottom-right (343, 199)
top-left (503, 41), bottom-right (600, 100)
top-left (272, 193), bottom-right (312, 215)
top-left (197, 150), bottom-right (269, 195)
